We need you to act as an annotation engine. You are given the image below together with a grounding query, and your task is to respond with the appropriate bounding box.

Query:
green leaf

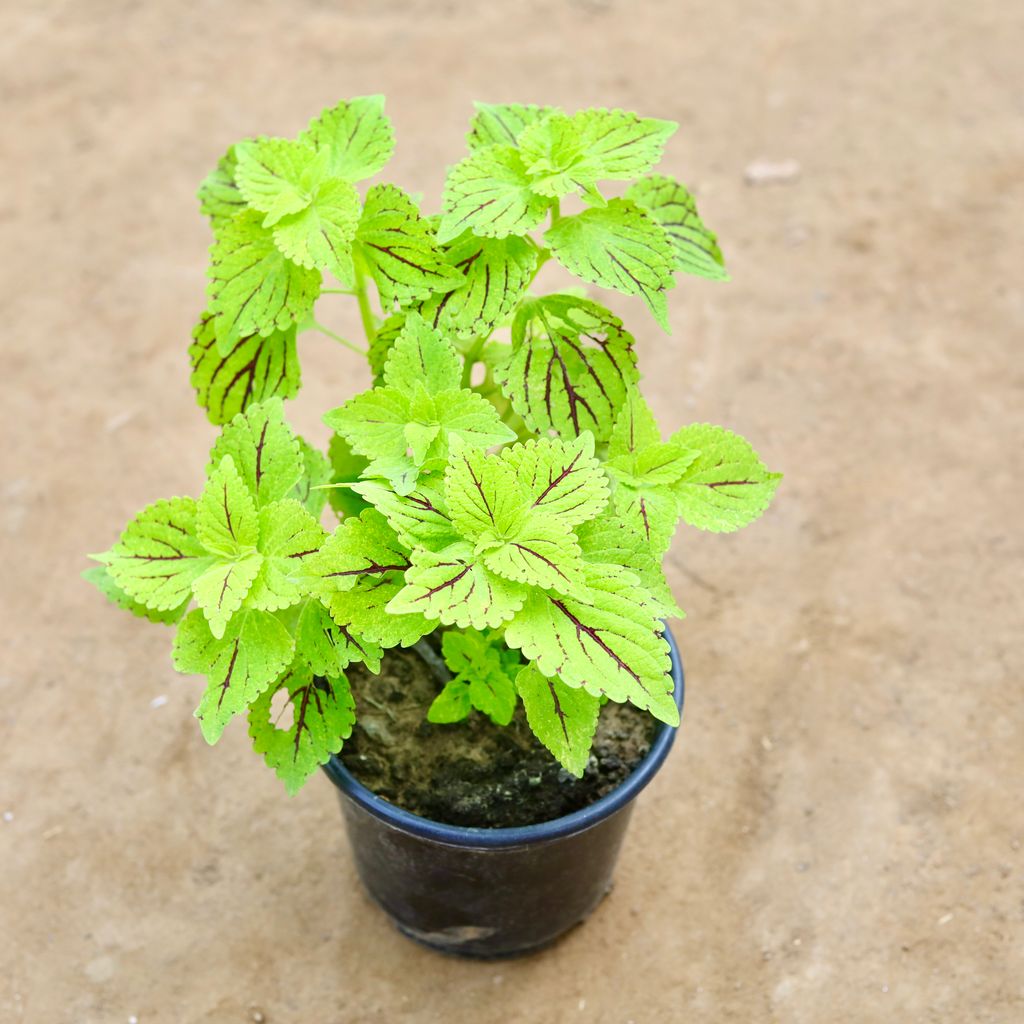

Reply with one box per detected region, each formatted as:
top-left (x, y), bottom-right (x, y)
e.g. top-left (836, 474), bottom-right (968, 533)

top-left (233, 137), bottom-right (322, 227)
top-left (479, 514), bottom-right (585, 595)
top-left (444, 438), bottom-right (524, 540)
top-left (173, 607), bottom-right (295, 744)
top-left (514, 114), bottom-right (585, 198)
top-left (625, 174), bottom-right (728, 281)
top-left (299, 95), bottom-right (395, 182)
top-left (247, 499), bottom-right (326, 611)
top-left (438, 145), bottom-right (551, 243)
top-left (498, 294), bottom-right (638, 442)
top-left (499, 433), bottom-right (609, 527)
top-left (419, 234), bottom-right (537, 340)
top-left (363, 457), bottom-right (419, 498)
top-left (545, 198), bottom-right (675, 330)
top-left (326, 578), bottom-right (432, 648)
top-left (271, 178), bottom-right (361, 282)
top-left (327, 436), bottom-right (371, 519)
top-left (444, 439), bottom-right (588, 593)
top-left (197, 455), bottom-right (259, 557)
top-left (290, 438), bottom-right (332, 518)
top-left (608, 388), bottom-right (662, 458)
top-left (516, 663), bottom-right (600, 777)
top-left (308, 508), bottom-right (410, 593)
top-left (323, 386), bottom-right (410, 461)
top-left (442, 629), bottom-right (519, 726)
top-left (197, 145), bottom-right (246, 228)
top-left (571, 109), bottom-right (677, 179)
top-left (467, 102), bottom-right (555, 150)
top-left (387, 542), bottom-right (527, 631)
top-left (670, 424), bottom-right (781, 532)
top-left (207, 210), bottom-right (322, 349)
top-left (367, 312), bottom-right (405, 381)
top-left (308, 509), bottom-right (430, 648)
top-left (249, 666), bottom-right (356, 795)
top-left (105, 497), bottom-right (214, 611)
top-left (419, 388), bottom-right (516, 458)
top-left (352, 477), bottom-right (458, 552)
top-left (604, 393), bottom-right (699, 554)
top-left (83, 564), bottom-right (190, 625)
top-left (356, 185), bottom-right (465, 309)
top-left (382, 313), bottom-right (462, 394)
top-left (504, 563), bottom-right (678, 725)
top-left (427, 680), bottom-right (472, 724)
top-left (326, 383), bottom-right (513, 486)
top-left (519, 109), bottom-right (676, 198)
top-left (191, 553), bottom-right (263, 640)
top-left (575, 515), bottom-right (683, 619)
top-left (189, 312), bottom-right (301, 426)
top-left (208, 398), bottom-right (305, 509)
top-left (610, 484), bottom-right (680, 557)
top-left (294, 597), bottom-right (382, 676)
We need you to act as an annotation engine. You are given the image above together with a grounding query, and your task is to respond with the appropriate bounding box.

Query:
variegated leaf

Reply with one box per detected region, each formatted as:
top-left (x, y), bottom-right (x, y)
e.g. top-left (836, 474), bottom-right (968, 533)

top-left (498, 294), bottom-right (638, 441)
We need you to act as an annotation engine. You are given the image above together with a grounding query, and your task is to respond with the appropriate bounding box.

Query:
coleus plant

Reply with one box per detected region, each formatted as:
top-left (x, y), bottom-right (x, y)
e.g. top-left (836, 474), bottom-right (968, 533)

top-left (86, 97), bottom-right (779, 793)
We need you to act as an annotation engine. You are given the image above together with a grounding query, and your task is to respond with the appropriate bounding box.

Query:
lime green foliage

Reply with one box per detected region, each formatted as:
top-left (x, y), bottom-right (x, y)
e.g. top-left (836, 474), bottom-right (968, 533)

top-left (82, 564), bottom-right (190, 625)
top-left (438, 146), bottom-right (552, 242)
top-left (419, 234), bottom-right (537, 340)
top-left (428, 629), bottom-right (522, 726)
top-left (670, 424), bottom-right (782, 532)
top-left (545, 199), bottom-right (676, 330)
top-left (249, 666), bottom-right (356, 794)
top-left (498, 294), bottom-right (638, 441)
top-left (604, 392), bottom-right (698, 554)
top-left (324, 316), bottom-right (514, 494)
top-left (466, 103), bottom-right (554, 150)
top-left (299, 95), bottom-right (395, 182)
top-left (626, 175), bottom-right (728, 281)
top-left (207, 210), bottom-right (323, 349)
top-left (189, 313), bottom-right (300, 426)
top-left (518, 109), bottom-right (676, 201)
top-left (197, 145), bottom-right (245, 228)
top-left (88, 97), bottom-right (780, 791)
top-left (94, 401), bottom-right (345, 748)
top-left (516, 664), bottom-right (600, 777)
top-left (357, 184), bottom-right (465, 309)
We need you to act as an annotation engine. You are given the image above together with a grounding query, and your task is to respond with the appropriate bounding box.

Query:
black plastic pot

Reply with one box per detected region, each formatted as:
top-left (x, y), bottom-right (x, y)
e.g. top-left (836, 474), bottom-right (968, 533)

top-left (322, 627), bottom-right (685, 959)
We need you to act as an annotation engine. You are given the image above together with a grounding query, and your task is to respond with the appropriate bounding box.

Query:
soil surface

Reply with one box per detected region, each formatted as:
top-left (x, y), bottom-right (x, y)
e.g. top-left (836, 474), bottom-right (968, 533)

top-left (3, 2), bottom-right (1023, 1023)
top-left (340, 641), bottom-right (656, 827)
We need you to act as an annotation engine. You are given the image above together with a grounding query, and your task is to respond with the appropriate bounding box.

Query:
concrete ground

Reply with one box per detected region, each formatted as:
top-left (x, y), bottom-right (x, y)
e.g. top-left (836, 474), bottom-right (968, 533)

top-left (2, 1), bottom-right (1022, 1021)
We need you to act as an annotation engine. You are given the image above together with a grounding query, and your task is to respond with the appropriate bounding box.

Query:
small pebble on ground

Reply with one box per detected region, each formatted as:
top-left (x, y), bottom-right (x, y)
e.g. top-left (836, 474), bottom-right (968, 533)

top-left (744, 158), bottom-right (801, 185)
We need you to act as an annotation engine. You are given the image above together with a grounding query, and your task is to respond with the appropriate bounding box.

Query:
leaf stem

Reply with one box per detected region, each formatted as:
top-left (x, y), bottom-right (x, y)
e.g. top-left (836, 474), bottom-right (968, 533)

top-left (460, 336), bottom-right (486, 389)
top-left (321, 287), bottom-right (357, 296)
top-left (311, 320), bottom-right (366, 355)
top-left (352, 257), bottom-right (377, 348)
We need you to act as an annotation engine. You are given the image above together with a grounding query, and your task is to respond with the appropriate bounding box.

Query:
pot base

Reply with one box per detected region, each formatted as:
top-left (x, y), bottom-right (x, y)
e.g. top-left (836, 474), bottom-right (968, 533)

top-left (392, 885), bottom-right (611, 960)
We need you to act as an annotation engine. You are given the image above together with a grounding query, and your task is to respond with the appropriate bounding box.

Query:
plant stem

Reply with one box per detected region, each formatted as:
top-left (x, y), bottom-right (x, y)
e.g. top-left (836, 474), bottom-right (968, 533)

top-left (352, 258), bottom-right (377, 348)
top-left (320, 287), bottom-right (356, 296)
top-left (460, 336), bottom-right (486, 388)
top-left (310, 320), bottom-right (365, 355)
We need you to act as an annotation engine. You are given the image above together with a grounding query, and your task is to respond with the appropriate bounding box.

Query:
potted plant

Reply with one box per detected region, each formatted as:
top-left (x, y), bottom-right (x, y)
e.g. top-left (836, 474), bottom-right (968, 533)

top-left (86, 96), bottom-right (780, 958)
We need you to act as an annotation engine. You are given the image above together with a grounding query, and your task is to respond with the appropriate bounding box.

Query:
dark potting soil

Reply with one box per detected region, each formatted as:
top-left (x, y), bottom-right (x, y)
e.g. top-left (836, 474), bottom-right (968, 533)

top-left (339, 637), bottom-right (657, 828)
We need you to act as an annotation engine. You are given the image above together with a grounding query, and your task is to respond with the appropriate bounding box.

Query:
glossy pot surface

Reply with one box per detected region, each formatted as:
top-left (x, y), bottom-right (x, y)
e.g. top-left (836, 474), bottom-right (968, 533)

top-left (323, 628), bottom-right (685, 958)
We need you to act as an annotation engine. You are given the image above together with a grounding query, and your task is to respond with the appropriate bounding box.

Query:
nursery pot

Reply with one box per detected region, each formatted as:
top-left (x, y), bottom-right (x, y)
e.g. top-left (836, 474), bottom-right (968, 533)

top-left (323, 627), bottom-right (685, 959)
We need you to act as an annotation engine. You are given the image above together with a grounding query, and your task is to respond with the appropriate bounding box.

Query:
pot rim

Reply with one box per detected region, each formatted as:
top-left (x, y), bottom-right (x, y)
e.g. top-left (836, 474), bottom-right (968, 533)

top-left (323, 625), bottom-right (685, 849)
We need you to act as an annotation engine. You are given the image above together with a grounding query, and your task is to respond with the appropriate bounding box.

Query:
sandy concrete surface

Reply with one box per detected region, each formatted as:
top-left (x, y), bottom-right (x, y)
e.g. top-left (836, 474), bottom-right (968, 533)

top-left (2, 1), bottom-right (1022, 1021)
